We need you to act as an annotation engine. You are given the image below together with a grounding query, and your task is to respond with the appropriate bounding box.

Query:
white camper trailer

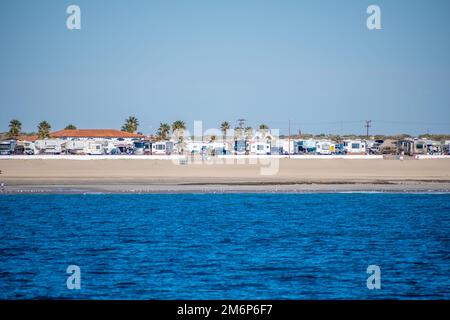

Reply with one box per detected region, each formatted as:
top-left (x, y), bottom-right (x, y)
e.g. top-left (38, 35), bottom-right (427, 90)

top-left (316, 141), bottom-right (335, 155)
top-left (65, 140), bottom-right (86, 154)
top-left (206, 142), bottom-right (230, 155)
top-left (279, 139), bottom-right (295, 155)
top-left (22, 141), bottom-right (36, 155)
top-left (187, 141), bottom-right (206, 154)
top-left (35, 139), bottom-right (65, 154)
top-left (65, 140), bottom-right (105, 155)
top-left (250, 141), bottom-right (271, 155)
top-left (152, 141), bottom-right (174, 155)
top-left (84, 141), bottom-right (104, 155)
top-left (343, 140), bottom-right (366, 155)
top-left (397, 139), bottom-right (428, 156)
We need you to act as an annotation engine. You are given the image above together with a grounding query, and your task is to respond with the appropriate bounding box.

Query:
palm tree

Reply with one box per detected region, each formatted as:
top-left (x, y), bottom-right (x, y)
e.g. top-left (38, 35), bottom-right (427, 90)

top-left (245, 126), bottom-right (253, 139)
top-left (259, 124), bottom-right (269, 138)
top-left (37, 121), bottom-right (51, 139)
top-left (156, 123), bottom-right (170, 140)
top-left (8, 119), bottom-right (22, 139)
top-left (234, 126), bottom-right (243, 139)
top-left (172, 120), bottom-right (186, 138)
top-left (121, 116), bottom-right (139, 133)
top-left (220, 121), bottom-right (230, 141)
top-left (171, 120), bottom-right (186, 154)
top-left (64, 124), bottom-right (77, 130)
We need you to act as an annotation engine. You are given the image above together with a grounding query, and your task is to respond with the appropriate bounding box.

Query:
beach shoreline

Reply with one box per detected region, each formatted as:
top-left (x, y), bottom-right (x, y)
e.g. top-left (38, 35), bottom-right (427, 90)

top-left (2, 182), bottom-right (450, 194)
top-left (1, 158), bottom-right (450, 194)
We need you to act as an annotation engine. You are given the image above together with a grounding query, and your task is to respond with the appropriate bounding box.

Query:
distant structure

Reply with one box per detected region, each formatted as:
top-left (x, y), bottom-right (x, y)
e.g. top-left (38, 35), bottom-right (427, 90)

top-left (364, 120), bottom-right (372, 138)
top-left (237, 118), bottom-right (246, 131)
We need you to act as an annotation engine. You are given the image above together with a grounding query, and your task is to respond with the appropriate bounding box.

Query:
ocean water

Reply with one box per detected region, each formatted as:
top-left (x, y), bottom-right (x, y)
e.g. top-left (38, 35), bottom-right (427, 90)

top-left (0, 193), bottom-right (449, 299)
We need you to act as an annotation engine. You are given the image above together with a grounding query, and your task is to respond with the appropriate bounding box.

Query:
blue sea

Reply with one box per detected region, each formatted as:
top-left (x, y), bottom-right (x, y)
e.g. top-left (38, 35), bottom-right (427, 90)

top-left (0, 193), bottom-right (449, 299)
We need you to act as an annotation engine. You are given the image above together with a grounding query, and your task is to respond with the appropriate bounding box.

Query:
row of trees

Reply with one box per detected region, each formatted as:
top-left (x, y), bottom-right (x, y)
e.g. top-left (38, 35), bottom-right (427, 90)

top-left (7, 119), bottom-right (77, 139)
top-left (7, 117), bottom-right (450, 141)
top-left (8, 116), bottom-right (269, 140)
top-left (121, 116), bottom-right (270, 141)
top-left (6, 116), bottom-right (270, 141)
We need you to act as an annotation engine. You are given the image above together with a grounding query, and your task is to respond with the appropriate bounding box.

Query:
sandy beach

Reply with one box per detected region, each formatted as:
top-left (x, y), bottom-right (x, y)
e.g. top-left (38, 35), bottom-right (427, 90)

top-left (0, 157), bottom-right (449, 193)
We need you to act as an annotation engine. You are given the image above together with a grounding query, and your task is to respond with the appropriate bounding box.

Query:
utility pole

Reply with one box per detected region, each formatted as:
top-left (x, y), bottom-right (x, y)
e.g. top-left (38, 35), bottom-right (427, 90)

top-left (364, 120), bottom-right (372, 138)
top-left (236, 118), bottom-right (246, 140)
top-left (237, 118), bottom-right (246, 131)
top-left (288, 119), bottom-right (291, 157)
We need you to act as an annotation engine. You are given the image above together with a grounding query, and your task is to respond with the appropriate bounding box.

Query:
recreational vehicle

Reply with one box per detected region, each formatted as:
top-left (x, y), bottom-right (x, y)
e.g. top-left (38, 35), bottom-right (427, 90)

top-left (65, 140), bottom-right (86, 154)
top-left (316, 141), bottom-right (335, 155)
top-left (343, 140), bottom-right (366, 155)
top-left (65, 140), bottom-right (106, 155)
top-left (152, 141), bottom-right (174, 155)
top-left (334, 143), bottom-right (345, 155)
top-left (250, 141), bottom-right (271, 155)
top-left (234, 139), bottom-right (248, 155)
top-left (0, 140), bottom-right (17, 155)
top-left (187, 141), bottom-right (206, 154)
top-left (444, 141), bottom-right (450, 155)
top-left (84, 141), bottom-right (105, 155)
top-left (144, 141), bottom-right (152, 155)
top-left (16, 140), bottom-right (36, 155)
top-left (295, 140), bottom-right (316, 154)
top-left (35, 139), bottom-right (65, 154)
top-left (425, 140), bottom-right (443, 155)
top-left (114, 141), bottom-right (134, 154)
top-left (397, 139), bottom-right (427, 156)
top-left (207, 142), bottom-right (230, 155)
top-left (367, 140), bottom-right (384, 155)
top-left (133, 141), bottom-right (145, 155)
top-left (279, 139), bottom-right (295, 155)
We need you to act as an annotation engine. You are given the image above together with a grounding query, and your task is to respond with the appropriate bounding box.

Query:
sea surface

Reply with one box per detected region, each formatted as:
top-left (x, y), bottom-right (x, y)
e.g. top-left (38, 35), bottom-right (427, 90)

top-left (0, 193), bottom-right (449, 299)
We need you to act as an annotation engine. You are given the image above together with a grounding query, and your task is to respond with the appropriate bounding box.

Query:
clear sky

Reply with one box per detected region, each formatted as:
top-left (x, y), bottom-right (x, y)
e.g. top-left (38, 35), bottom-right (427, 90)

top-left (1, 0), bottom-right (449, 135)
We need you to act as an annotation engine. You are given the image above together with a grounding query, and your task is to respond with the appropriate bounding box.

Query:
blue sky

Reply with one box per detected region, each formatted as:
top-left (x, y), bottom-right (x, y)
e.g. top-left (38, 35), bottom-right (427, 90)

top-left (1, 0), bottom-right (449, 135)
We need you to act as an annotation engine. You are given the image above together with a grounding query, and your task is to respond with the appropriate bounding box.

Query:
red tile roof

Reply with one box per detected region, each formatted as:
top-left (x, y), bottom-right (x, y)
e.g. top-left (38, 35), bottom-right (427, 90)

top-left (51, 129), bottom-right (144, 138)
top-left (17, 135), bottom-right (39, 142)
